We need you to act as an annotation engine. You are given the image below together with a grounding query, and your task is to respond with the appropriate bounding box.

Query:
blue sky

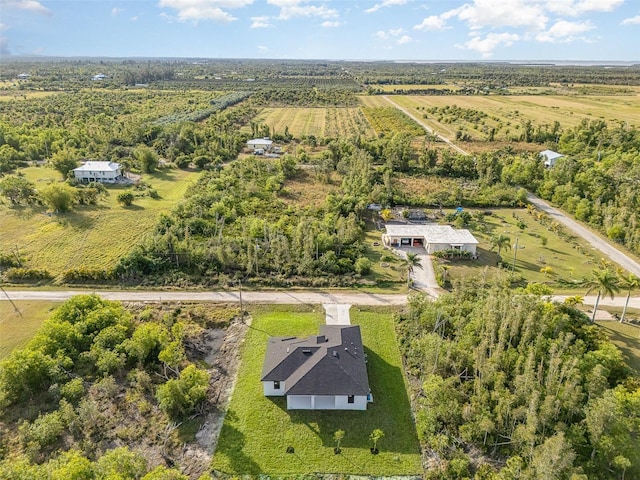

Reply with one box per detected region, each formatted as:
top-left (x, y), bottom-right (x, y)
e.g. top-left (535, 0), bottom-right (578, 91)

top-left (1, 0), bottom-right (639, 60)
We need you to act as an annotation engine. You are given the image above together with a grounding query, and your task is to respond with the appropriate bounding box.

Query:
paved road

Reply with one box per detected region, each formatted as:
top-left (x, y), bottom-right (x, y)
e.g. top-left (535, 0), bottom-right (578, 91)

top-left (527, 193), bottom-right (640, 277)
top-left (381, 96), bottom-right (470, 156)
top-left (0, 289), bottom-right (408, 306)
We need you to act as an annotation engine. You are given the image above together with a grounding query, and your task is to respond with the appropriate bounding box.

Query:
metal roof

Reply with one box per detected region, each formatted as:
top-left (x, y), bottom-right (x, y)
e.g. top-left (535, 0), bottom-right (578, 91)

top-left (384, 224), bottom-right (478, 244)
top-left (73, 161), bottom-right (121, 173)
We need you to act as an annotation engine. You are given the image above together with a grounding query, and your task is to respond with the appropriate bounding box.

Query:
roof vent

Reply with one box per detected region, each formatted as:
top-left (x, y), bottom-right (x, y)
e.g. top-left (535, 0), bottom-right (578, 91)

top-left (332, 351), bottom-right (338, 357)
top-left (302, 349), bottom-right (312, 354)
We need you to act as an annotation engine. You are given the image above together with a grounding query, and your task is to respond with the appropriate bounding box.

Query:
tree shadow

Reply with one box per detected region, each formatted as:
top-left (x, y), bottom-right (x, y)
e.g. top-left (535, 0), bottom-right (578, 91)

top-left (284, 347), bottom-right (420, 455)
top-left (213, 408), bottom-right (263, 475)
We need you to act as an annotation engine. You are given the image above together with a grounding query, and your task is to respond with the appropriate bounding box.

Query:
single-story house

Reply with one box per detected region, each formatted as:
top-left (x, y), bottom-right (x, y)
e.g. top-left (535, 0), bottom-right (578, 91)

top-left (261, 325), bottom-right (372, 410)
top-left (382, 224), bottom-right (478, 255)
top-left (73, 161), bottom-right (123, 184)
top-left (247, 138), bottom-right (273, 152)
top-left (17, 73), bottom-right (31, 80)
top-left (540, 150), bottom-right (564, 167)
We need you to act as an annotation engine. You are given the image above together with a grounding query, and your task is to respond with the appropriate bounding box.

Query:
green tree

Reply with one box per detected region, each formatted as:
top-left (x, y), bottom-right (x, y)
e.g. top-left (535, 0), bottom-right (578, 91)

top-left (117, 191), bottom-right (135, 207)
top-left (94, 447), bottom-right (147, 479)
top-left (369, 429), bottom-right (384, 453)
top-left (50, 148), bottom-right (79, 178)
top-left (583, 269), bottom-right (619, 323)
top-left (0, 175), bottom-right (37, 205)
top-left (489, 234), bottom-right (511, 257)
top-left (156, 364), bottom-right (210, 419)
top-left (142, 466), bottom-right (189, 480)
top-left (40, 183), bottom-right (75, 213)
top-left (333, 429), bottom-right (345, 453)
top-left (404, 252), bottom-right (422, 288)
top-left (617, 272), bottom-right (639, 323)
top-left (135, 145), bottom-right (159, 173)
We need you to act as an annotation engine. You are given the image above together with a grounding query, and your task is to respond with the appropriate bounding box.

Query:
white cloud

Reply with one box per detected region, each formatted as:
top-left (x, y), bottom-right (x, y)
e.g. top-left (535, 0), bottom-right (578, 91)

top-left (1, 0), bottom-right (51, 15)
top-left (251, 15), bottom-right (273, 27)
top-left (459, 32), bottom-right (520, 58)
top-left (158, 0), bottom-right (253, 23)
top-left (536, 19), bottom-right (594, 42)
top-left (258, 45), bottom-right (269, 51)
top-left (130, 16), bottom-right (139, 22)
top-left (455, 0), bottom-right (547, 31)
top-left (375, 30), bottom-right (389, 40)
top-left (544, 0), bottom-right (623, 16)
top-left (111, 7), bottom-right (122, 16)
top-left (389, 27), bottom-right (405, 36)
top-left (321, 20), bottom-right (340, 28)
top-left (267, 0), bottom-right (338, 20)
top-left (621, 15), bottom-right (640, 25)
top-left (365, 0), bottom-right (407, 14)
top-left (397, 35), bottom-right (412, 44)
top-left (413, 15), bottom-right (449, 31)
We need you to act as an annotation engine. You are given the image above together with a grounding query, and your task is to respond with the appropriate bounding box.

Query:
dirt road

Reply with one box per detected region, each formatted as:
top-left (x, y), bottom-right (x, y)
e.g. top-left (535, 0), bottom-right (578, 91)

top-left (527, 193), bottom-right (640, 277)
top-left (381, 96), bottom-right (470, 156)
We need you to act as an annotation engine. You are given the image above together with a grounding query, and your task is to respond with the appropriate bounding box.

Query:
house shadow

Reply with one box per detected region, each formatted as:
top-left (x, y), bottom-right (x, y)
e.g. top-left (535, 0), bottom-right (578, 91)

top-left (213, 409), bottom-right (263, 475)
top-left (283, 347), bottom-right (420, 455)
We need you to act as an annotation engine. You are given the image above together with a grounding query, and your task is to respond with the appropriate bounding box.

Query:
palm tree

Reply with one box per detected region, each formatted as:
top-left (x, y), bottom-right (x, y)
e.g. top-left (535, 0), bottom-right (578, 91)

top-left (583, 269), bottom-right (620, 323)
top-left (489, 234), bottom-right (511, 258)
top-left (404, 252), bottom-right (422, 288)
top-left (618, 272), bottom-right (640, 323)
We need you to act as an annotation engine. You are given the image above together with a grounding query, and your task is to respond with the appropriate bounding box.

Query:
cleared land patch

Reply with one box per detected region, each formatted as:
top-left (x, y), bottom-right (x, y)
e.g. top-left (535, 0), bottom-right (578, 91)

top-left (597, 320), bottom-right (640, 375)
top-left (0, 167), bottom-right (200, 278)
top-left (212, 306), bottom-right (422, 476)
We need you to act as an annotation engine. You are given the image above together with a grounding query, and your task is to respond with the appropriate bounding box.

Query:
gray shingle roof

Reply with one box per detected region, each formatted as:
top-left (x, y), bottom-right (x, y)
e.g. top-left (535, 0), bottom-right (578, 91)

top-left (261, 325), bottom-right (370, 396)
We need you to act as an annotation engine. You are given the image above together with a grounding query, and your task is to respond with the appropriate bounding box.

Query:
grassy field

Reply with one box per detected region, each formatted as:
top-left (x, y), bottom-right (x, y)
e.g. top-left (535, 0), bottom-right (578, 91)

top-left (385, 94), bottom-right (640, 142)
top-left (0, 300), bottom-right (59, 359)
top-left (597, 320), bottom-right (640, 375)
top-left (212, 305), bottom-right (422, 476)
top-left (245, 107), bottom-right (375, 138)
top-left (0, 166), bottom-right (200, 279)
top-left (428, 207), bottom-right (617, 289)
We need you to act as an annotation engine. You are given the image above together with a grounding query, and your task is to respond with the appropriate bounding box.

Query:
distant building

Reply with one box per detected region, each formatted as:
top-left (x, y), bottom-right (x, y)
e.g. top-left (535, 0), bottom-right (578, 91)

top-left (73, 161), bottom-right (123, 184)
top-left (17, 73), bottom-right (30, 80)
top-left (540, 149), bottom-right (564, 167)
top-left (247, 138), bottom-right (273, 152)
top-left (261, 325), bottom-right (372, 410)
top-left (92, 74), bottom-right (107, 81)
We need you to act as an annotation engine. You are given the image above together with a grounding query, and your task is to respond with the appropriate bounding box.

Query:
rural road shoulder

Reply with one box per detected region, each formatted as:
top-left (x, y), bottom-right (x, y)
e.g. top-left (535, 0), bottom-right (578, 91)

top-left (527, 193), bottom-right (640, 278)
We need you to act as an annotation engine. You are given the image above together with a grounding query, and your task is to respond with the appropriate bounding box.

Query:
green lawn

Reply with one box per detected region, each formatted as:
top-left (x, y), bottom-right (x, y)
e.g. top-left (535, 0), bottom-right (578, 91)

top-left (211, 306), bottom-right (422, 476)
top-left (0, 300), bottom-right (60, 359)
top-left (0, 166), bottom-right (199, 278)
top-left (597, 320), bottom-right (640, 375)
top-left (439, 208), bottom-right (616, 290)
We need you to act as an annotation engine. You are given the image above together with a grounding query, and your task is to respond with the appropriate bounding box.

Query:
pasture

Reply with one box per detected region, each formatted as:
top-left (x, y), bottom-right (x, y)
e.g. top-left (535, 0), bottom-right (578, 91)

top-left (386, 94), bottom-right (640, 142)
top-left (211, 306), bottom-right (422, 476)
top-left (245, 107), bottom-right (375, 138)
top-left (0, 300), bottom-right (60, 359)
top-left (0, 167), bottom-right (200, 279)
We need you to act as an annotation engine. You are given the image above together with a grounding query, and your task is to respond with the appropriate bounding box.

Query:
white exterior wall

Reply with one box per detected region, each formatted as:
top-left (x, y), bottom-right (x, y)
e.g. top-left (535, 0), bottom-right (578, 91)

top-left (286, 394), bottom-right (367, 410)
top-left (74, 169), bottom-right (121, 183)
top-left (263, 381), bottom-right (286, 396)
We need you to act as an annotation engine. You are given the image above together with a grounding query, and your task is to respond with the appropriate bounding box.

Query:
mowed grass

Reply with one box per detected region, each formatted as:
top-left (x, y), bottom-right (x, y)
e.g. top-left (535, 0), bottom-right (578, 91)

top-left (212, 306), bottom-right (422, 476)
top-left (0, 301), bottom-right (60, 359)
top-left (596, 321), bottom-right (640, 375)
top-left (245, 107), bottom-right (375, 138)
top-left (0, 166), bottom-right (199, 277)
top-left (388, 94), bottom-right (640, 142)
top-left (435, 207), bottom-right (613, 289)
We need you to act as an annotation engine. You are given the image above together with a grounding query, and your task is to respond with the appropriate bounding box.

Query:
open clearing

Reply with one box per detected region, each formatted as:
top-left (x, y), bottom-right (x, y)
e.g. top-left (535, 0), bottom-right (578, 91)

top-left (212, 305), bottom-right (422, 476)
top-left (245, 107), bottom-right (375, 138)
top-left (0, 167), bottom-right (200, 278)
top-left (0, 300), bottom-right (60, 359)
top-left (383, 94), bottom-right (640, 142)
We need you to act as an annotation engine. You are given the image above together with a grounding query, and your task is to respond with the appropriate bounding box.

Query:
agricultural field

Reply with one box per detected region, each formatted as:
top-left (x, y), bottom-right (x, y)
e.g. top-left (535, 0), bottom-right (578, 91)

top-left (212, 305), bottom-right (422, 476)
top-left (387, 94), bottom-right (640, 143)
top-left (0, 166), bottom-right (200, 280)
top-left (0, 300), bottom-right (60, 359)
top-left (244, 107), bottom-right (375, 138)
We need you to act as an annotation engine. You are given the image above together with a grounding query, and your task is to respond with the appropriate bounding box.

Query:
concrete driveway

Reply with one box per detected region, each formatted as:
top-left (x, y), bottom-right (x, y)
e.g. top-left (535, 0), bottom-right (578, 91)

top-left (323, 304), bottom-right (352, 325)
top-left (390, 247), bottom-right (441, 298)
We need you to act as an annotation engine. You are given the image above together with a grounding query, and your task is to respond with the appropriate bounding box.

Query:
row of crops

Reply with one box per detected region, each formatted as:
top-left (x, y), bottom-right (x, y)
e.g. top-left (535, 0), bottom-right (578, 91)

top-left (152, 91), bottom-right (252, 126)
